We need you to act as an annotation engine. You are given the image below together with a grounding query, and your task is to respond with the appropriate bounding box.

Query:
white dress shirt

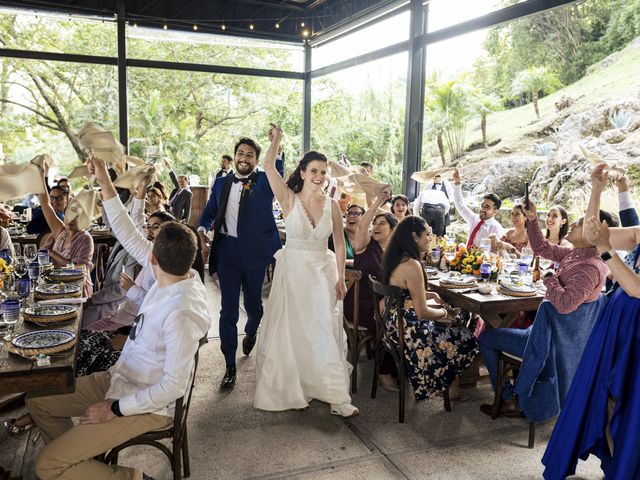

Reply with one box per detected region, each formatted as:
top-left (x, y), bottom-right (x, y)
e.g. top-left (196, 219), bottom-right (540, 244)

top-left (224, 174), bottom-right (251, 238)
top-left (452, 184), bottom-right (504, 246)
top-left (619, 191), bottom-right (635, 211)
top-left (413, 189), bottom-right (451, 216)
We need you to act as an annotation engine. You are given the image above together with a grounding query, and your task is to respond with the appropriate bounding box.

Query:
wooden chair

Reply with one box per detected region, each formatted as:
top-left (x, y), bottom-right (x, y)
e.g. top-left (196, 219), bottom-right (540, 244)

top-left (93, 243), bottom-right (110, 291)
top-left (491, 352), bottom-right (536, 448)
top-left (104, 337), bottom-right (208, 479)
top-left (369, 275), bottom-right (451, 423)
top-left (342, 268), bottom-right (373, 394)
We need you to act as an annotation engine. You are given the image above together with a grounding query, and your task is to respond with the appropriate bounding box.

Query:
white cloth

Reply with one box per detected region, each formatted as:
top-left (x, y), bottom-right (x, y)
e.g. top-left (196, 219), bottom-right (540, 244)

top-left (413, 188), bottom-right (451, 216)
top-left (619, 191), bottom-right (635, 211)
top-left (0, 162), bottom-right (47, 201)
top-left (106, 271), bottom-right (210, 417)
top-left (224, 177), bottom-right (245, 237)
top-left (452, 184), bottom-right (504, 246)
top-left (0, 227), bottom-right (14, 255)
top-left (254, 195), bottom-right (352, 411)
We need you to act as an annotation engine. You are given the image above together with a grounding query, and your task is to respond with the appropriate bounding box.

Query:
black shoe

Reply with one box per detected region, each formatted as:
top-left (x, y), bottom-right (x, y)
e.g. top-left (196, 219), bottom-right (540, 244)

top-left (242, 334), bottom-right (257, 355)
top-left (220, 365), bottom-right (236, 389)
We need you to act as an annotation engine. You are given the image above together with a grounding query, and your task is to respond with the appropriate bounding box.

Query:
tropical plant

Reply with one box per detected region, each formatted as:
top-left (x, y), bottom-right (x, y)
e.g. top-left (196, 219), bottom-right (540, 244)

top-left (471, 91), bottom-right (502, 148)
top-left (535, 142), bottom-right (554, 156)
top-left (510, 66), bottom-right (562, 118)
top-left (609, 110), bottom-right (634, 130)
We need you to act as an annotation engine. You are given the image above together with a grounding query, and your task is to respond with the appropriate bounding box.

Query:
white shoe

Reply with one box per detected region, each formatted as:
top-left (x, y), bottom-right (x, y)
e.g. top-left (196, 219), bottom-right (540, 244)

top-left (330, 403), bottom-right (359, 418)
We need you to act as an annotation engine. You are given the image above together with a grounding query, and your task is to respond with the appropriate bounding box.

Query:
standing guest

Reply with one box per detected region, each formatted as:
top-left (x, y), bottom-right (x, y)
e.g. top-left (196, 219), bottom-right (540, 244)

top-left (452, 168), bottom-right (504, 247)
top-left (545, 205), bottom-right (571, 246)
top-left (390, 194), bottom-right (410, 222)
top-left (542, 163), bottom-right (640, 480)
top-left (198, 136), bottom-right (281, 389)
top-left (145, 187), bottom-right (165, 215)
top-left (36, 177), bottom-right (93, 296)
top-left (254, 126), bottom-right (358, 417)
top-left (215, 154), bottom-right (234, 180)
top-left (164, 158), bottom-right (192, 222)
top-left (328, 204), bottom-right (364, 267)
top-left (382, 216), bottom-right (478, 401)
top-left (615, 171), bottom-right (639, 227)
top-left (25, 192), bottom-right (210, 480)
top-left (26, 186), bottom-right (68, 235)
top-left (478, 199), bottom-right (612, 417)
top-left (490, 205), bottom-right (529, 256)
top-left (415, 173), bottom-right (455, 228)
top-left (413, 184), bottom-right (450, 237)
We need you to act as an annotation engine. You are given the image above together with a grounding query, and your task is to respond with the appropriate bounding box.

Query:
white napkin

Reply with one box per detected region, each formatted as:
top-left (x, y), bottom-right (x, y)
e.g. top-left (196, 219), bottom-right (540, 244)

top-left (442, 277), bottom-right (477, 286)
top-left (38, 297), bottom-right (88, 305)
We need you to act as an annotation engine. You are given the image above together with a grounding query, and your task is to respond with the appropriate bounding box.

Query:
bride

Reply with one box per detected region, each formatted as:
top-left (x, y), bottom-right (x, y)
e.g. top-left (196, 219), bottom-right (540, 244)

top-left (254, 126), bottom-right (358, 417)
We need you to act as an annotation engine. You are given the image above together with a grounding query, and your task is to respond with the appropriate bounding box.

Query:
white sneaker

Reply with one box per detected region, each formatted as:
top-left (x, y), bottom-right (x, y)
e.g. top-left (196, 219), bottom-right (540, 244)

top-left (330, 403), bottom-right (359, 418)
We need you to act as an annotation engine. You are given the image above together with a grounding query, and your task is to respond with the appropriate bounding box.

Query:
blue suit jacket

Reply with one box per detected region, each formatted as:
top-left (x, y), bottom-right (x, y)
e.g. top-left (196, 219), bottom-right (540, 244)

top-left (199, 169), bottom-right (281, 274)
top-left (620, 207), bottom-right (639, 227)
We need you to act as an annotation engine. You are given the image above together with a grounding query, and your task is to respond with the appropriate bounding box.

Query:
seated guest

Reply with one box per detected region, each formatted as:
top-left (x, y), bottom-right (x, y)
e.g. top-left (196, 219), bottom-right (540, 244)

top-left (452, 168), bottom-right (504, 247)
top-left (345, 191), bottom-right (398, 390)
top-left (25, 211), bottom-right (210, 479)
top-left (37, 179), bottom-right (93, 296)
top-left (490, 205), bottom-right (528, 256)
top-left (478, 199), bottom-right (612, 416)
top-left (164, 158), bottom-right (193, 222)
top-left (390, 194), bottom-right (410, 222)
top-left (26, 186), bottom-right (68, 235)
top-left (145, 187), bottom-right (166, 215)
top-left (545, 205), bottom-right (571, 246)
top-left (329, 204), bottom-right (364, 268)
top-left (0, 224), bottom-right (14, 255)
top-left (382, 216), bottom-right (478, 400)
top-left (413, 180), bottom-right (450, 237)
top-left (542, 163), bottom-right (640, 479)
top-left (56, 177), bottom-right (70, 191)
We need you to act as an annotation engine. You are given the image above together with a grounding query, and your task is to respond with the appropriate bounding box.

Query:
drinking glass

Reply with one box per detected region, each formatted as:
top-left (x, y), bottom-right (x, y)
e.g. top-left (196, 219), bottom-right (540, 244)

top-left (430, 248), bottom-right (441, 267)
top-left (15, 278), bottom-right (31, 305)
top-left (480, 238), bottom-right (492, 254)
top-left (2, 298), bottom-right (20, 341)
top-left (13, 256), bottom-right (28, 279)
top-left (23, 245), bottom-right (37, 264)
top-left (521, 246), bottom-right (534, 266)
top-left (480, 262), bottom-right (492, 282)
top-left (38, 249), bottom-right (49, 266)
top-left (28, 262), bottom-right (41, 285)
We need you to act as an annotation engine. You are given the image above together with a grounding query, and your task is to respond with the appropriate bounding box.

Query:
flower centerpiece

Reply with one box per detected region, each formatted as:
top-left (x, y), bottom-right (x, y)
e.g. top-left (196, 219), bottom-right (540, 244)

top-left (448, 245), bottom-right (485, 275)
top-left (0, 257), bottom-right (10, 289)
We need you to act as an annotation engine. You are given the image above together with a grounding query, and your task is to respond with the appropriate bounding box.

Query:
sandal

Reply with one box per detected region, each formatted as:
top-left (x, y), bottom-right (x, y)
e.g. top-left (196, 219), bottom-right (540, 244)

top-left (3, 418), bottom-right (35, 436)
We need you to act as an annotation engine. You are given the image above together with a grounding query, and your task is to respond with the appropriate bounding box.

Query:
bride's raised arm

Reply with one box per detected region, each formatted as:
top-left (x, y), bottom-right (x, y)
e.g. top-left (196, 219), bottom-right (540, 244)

top-left (264, 126), bottom-right (295, 216)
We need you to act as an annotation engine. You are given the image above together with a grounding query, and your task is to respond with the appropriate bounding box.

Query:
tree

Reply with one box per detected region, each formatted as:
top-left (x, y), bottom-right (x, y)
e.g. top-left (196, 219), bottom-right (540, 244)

top-left (510, 66), bottom-right (561, 118)
top-left (471, 91), bottom-right (502, 148)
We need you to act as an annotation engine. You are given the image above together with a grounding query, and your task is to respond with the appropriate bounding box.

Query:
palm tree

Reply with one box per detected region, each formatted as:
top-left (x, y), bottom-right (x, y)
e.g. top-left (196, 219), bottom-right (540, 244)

top-left (510, 66), bottom-right (561, 119)
top-left (471, 91), bottom-right (502, 148)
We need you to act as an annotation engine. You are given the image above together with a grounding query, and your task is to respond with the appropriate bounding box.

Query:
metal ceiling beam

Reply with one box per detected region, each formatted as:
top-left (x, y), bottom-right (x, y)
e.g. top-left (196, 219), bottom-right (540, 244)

top-left (127, 58), bottom-right (304, 79)
top-left (117, 0), bottom-right (128, 150)
top-left (0, 48), bottom-right (118, 65)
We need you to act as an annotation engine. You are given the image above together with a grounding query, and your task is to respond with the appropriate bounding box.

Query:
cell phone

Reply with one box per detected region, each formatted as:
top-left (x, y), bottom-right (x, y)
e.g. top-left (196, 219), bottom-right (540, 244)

top-left (524, 182), bottom-right (530, 209)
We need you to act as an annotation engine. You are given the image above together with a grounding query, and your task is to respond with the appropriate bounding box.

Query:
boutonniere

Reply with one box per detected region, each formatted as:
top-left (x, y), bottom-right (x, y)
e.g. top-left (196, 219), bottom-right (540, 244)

top-left (241, 172), bottom-right (259, 197)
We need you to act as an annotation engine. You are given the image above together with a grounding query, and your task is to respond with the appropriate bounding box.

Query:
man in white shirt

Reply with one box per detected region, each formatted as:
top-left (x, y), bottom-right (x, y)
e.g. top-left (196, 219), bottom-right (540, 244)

top-left (26, 157), bottom-right (210, 480)
top-left (452, 168), bottom-right (504, 247)
top-left (413, 174), bottom-right (453, 236)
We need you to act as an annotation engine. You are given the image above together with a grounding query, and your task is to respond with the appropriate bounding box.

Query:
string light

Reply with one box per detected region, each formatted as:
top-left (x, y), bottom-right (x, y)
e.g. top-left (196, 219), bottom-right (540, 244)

top-left (163, 22), bottom-right (168, 30)
top-left (302, 29), bottom-right (309, 37)
top-left (249, 23), bottom-right (254, 30)
top-left (300, 21), bottom-right (305, 27)
top-left (193, 24), bottom-right (198, 30)
top-left (275, 22), bottom-right (280, 29)
top-left (221, 24), bottom-right (226, 30)
top-left (133, 22), bottom-right (138, 28)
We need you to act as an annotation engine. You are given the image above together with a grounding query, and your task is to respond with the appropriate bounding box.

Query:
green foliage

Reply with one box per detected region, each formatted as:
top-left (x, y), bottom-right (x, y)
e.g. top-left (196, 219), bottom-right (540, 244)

top-left (510, 66), bottom-right (562, 117)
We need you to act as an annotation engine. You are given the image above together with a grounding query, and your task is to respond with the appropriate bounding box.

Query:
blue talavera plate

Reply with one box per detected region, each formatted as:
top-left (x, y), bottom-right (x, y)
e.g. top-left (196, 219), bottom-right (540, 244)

top-left (12, 329), bottom-right (76, 349)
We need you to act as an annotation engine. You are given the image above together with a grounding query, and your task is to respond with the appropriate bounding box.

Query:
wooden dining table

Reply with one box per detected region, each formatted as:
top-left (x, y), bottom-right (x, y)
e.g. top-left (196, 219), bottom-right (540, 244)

top-left (428, 278), bottom-right (544, 329)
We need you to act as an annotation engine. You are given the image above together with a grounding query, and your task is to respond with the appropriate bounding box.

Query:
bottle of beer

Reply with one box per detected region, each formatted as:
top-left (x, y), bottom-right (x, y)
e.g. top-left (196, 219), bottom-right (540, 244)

top-left (532, 255), bottom-right (541, 283)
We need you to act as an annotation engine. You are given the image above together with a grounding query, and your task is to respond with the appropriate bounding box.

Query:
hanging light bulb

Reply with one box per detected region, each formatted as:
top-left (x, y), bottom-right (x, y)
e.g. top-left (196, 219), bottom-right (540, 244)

top-left (302, 29), bottom-right (309, 37)
top-left (133, 22), bottom-right (138, 28)
top-left (193, 24), bottom-right (198, 31)
top-left (301, 21), bottom-right (305, 27)
top-left (275, 22), bottom-right (280, 29)
top-left (163, 23), bottom-right (168, 30)
top-left (221, 24), bottom-right (226, 30)
top-left (249, 23), bottom-right (254, 30)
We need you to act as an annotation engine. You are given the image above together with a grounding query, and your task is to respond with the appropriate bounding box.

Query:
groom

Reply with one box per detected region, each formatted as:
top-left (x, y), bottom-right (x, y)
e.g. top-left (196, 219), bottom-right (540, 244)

top-left (198, 136), bottom-right (283, 389)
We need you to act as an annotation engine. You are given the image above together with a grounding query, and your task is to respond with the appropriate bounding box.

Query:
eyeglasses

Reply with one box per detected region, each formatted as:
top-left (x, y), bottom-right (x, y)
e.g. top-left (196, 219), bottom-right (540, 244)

top-left (144, 224), bottom-right (162, 232)
top-left (50, 195), bottom-right (67, 201)
top-left (346, 211), bottom-right (363, 217)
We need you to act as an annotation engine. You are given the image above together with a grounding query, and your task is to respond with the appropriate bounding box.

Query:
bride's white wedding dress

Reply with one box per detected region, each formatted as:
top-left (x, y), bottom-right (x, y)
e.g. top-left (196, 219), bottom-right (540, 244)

top-left (254, 195), bottom-right (352, 411)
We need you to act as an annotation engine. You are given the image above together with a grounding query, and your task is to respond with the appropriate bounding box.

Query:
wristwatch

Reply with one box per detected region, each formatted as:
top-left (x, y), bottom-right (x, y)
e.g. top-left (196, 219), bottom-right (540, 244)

top-left (600, 249), bottom-right (617, 261)
top-left (110, 400), bottom-right (123, 417)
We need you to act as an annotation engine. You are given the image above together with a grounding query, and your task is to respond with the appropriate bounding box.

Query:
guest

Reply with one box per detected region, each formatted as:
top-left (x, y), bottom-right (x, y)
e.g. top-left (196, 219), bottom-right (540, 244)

top-left (542, 163), bottom-right (640, 479)
top-left (490, 205), bottom-right (529, 256)
top-left (390, 194), bottom-right (410, 222)
top-left (328, 204), bottom-right (364, 267)
top-left (382, 216), bottom-right (478, 400)
top-left (164, 158), bottom-right (192, 222)
top-left (25, 217), bottom-right (210, 480)
top-left (346, 191), bottom-right (398, 390)
top-left (414, 173), bottom-right (454, 231)
top-left (477, 199), bottom-right (612, 417)
top-left (26, 186), bottom-right (68, 235)
top-left (150, 181), bottom-right (169, 204)
top-left (0, 224), bottom-right (14, 255)
top-left (215, 154), bottom-right (234, 180)
top-left (37, 183), bottom-right (93, 296)
top-left (545, 205), bottom-right (571, 246)
top-left (615, 171), bottom-right (639, 227)
top-left (56, 177), bottom-right (70, 191)
top-left (145, 187), bottom-right (165, 215)
top-left (452, 168), bottom-right (504, 247)
top-left (360, 162), bottom-right (374, 177)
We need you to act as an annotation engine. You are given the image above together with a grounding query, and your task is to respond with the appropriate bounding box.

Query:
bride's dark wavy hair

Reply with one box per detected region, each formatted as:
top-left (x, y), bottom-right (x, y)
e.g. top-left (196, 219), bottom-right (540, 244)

top-left (381, 216), bottom-right (428, 285)
top-left (286, 151), bottom-right (328, 193)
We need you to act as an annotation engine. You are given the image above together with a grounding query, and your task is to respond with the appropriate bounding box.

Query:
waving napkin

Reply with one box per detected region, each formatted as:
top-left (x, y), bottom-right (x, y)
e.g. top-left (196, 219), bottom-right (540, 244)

top-left (64, 188), bottom-right (100, 231)
top-left (113, 164), bottom-right (157, 190)
top-left (0, 156), bottom-right (49, 201)
top-left (68, 164), bottom-right (91, 180)
top-left (77, 123), bottom-right (125, 173)
top-left (571, 143), bottom-right (626, 173)
top-left (31, 154), bottom-right (54, 171)
top-left (328, 160), bottom-right (353, 178)
top-left (340, 173), bottom-right (390, 197)
top-left (411, 166), bottom-right (455, 184)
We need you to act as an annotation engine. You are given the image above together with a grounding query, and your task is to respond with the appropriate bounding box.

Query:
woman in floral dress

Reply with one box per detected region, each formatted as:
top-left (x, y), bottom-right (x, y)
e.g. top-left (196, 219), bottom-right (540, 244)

top-left (381, 216), bottom-right (478, 400)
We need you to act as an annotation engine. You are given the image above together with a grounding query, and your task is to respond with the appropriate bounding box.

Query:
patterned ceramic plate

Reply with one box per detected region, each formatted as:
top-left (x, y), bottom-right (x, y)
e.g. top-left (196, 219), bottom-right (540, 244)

top-left (34, 283), bottom-right (81, 296)
top-left (12, 329), bottom-right (76, 349)
top-left (499, 281), bottom-right (536, 294)
top-left (24, 305), bottom-right (77, 318)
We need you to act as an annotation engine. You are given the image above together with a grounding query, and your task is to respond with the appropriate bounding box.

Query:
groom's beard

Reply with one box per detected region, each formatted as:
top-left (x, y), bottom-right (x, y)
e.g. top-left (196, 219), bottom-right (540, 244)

top-left (235, 162), bottom-right (255, 176)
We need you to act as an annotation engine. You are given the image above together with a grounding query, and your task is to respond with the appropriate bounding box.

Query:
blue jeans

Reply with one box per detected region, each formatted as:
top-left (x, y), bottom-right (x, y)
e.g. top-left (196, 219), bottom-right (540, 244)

top-left (478, 326), bottom-right (532, 400)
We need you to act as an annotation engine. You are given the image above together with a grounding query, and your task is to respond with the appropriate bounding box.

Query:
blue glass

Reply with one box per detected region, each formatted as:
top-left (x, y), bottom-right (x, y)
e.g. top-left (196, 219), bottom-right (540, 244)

top-left (16, 277), bottom-right (31, 300)
top-left (480, 262), bottom-right (492, 281)
top-left (0, 249), bottom-right (10, 263)
top-left (28, 262), bottom-right (40, 281)
top-left (2, 299), bottom-right (20, 324)
top-left (37, 249), bottom-right (49, 266)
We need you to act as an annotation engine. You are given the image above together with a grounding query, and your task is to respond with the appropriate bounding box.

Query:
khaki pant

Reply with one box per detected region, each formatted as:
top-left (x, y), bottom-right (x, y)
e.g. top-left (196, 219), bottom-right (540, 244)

top-left (26, 371), bottom-right (172, 480)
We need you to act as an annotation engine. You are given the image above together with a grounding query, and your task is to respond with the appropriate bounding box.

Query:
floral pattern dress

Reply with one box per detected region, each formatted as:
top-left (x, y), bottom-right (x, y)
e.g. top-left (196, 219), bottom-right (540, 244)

top-left (387, 290), bottom-right (479, 400)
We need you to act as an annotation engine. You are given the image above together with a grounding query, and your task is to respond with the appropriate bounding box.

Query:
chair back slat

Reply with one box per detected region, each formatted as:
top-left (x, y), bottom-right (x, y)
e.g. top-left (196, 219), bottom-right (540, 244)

top-left (368, 275), bottom-right (405, 369)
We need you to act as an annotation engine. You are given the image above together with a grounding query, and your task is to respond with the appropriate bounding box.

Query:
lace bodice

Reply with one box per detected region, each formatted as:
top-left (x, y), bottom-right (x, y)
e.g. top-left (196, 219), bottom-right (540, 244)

top-left (284, 195), bottom-right (332, 252)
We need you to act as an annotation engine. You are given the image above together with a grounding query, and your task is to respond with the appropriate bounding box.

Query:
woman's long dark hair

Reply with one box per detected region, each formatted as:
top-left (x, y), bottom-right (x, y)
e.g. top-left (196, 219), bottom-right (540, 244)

top-left (381, 216), bottom-right (427, 284)
top-left (286, 151), bottom-right (328, 193)
top-left (545, 205), bottom-right (569, 241)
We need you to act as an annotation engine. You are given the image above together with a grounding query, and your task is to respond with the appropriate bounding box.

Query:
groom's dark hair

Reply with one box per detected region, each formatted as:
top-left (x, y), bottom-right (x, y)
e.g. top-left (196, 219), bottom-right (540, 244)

top-left (234, 137), bottom-right (261, 159)
top-left (152, 222), bottom-right (196, 276)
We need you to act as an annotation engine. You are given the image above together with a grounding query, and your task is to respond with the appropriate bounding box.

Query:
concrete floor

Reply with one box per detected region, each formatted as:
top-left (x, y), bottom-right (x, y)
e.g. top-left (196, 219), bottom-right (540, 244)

top-left (2, 274), bottom-right (604, 479)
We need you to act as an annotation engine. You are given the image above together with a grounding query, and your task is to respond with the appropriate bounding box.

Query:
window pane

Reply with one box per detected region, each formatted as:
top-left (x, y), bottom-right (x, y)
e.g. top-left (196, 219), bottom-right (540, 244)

top-left (427, 0), bottom-right (527, 32)
top-left (127, 27), bottom-right (304, 72)
top-left (0, 9), bottom-right (116, 56)
top-left (312, 10), bottom-right (410, 70)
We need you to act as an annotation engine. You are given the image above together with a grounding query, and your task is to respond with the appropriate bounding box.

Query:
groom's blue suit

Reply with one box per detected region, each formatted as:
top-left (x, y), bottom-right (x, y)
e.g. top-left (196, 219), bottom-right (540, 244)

top-left (199, 166), bottom-right (282, 366)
